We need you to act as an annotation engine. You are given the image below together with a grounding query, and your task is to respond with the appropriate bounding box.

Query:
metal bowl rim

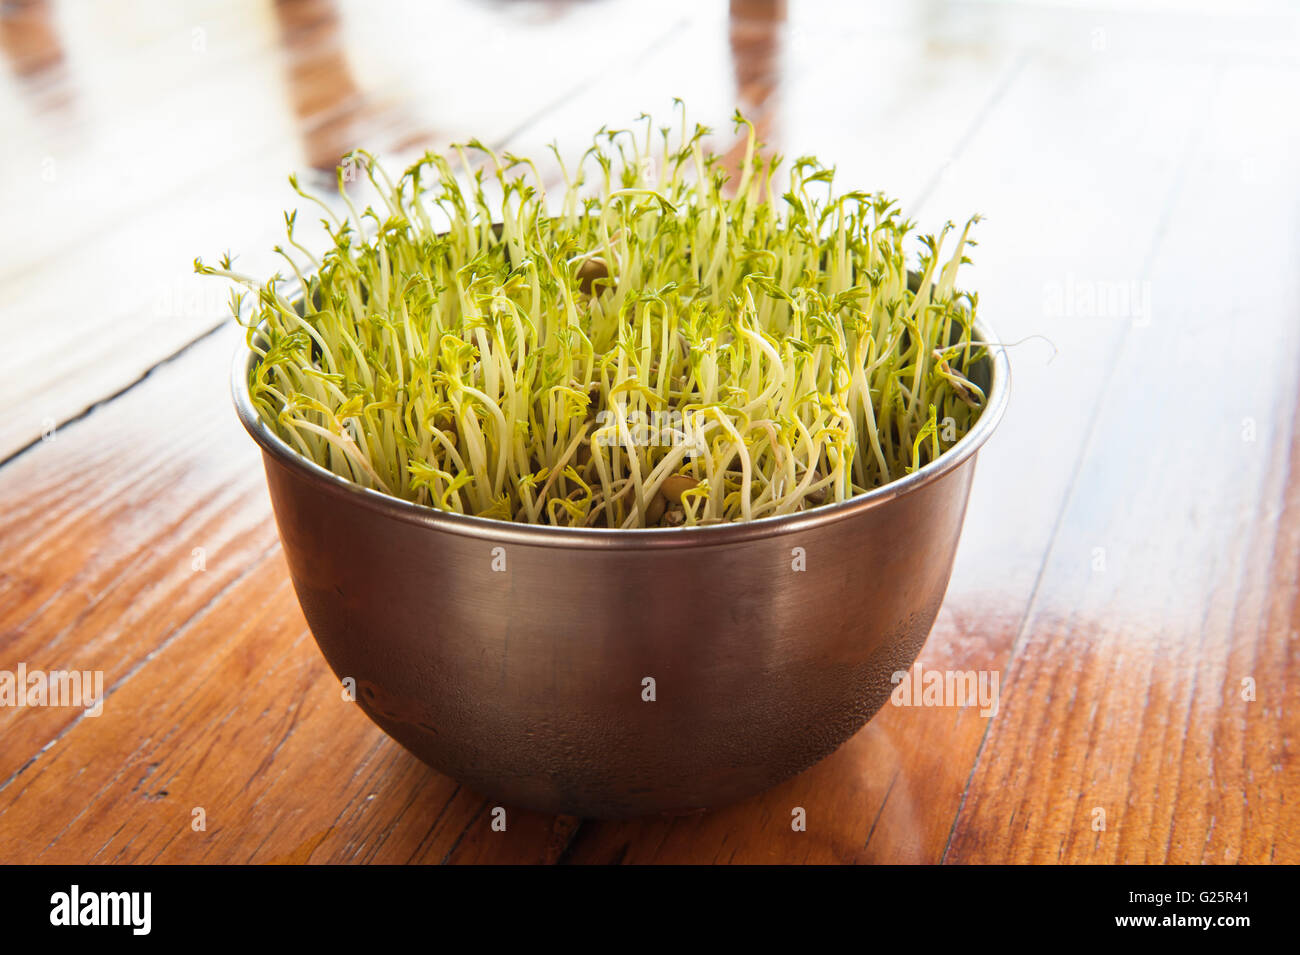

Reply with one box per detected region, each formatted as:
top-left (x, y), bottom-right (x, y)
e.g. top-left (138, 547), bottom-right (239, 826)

top-left (231, 310), bottom-right (1009, 549)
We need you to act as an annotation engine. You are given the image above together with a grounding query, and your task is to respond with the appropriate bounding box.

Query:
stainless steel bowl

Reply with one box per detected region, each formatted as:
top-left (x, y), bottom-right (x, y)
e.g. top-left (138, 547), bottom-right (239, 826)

top-left (232, 312), bottom-right (1009, 818)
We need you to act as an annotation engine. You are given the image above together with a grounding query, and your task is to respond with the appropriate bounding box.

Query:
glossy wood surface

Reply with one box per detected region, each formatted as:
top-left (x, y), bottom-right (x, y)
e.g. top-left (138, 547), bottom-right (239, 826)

top-left (1, 0), bottom-right (1296, 863)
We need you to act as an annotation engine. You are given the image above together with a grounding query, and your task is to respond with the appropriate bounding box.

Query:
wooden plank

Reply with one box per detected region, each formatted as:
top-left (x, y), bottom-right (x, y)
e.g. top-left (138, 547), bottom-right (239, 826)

top-left (943, 58), bottom-right (1300, 864)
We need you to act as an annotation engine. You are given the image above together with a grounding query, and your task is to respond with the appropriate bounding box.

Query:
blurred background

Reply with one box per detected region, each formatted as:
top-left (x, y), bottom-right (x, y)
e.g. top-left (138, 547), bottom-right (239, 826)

top-left (1, 0), bottom-right (1297, 863)
top-left (5, 0), bottom-right (1297, 460)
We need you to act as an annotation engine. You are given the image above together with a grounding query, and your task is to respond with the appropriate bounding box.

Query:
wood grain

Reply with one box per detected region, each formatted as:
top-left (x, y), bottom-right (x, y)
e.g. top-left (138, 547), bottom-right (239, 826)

top-left (0, 327), bottom-right (581, 864)
top-left (1, 0), bottom-right (1296, 864)
top-left (943, 59), bottom-right (1300, 863)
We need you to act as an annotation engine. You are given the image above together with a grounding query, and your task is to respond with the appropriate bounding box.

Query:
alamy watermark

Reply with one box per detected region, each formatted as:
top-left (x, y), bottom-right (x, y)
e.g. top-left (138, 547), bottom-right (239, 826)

top-left (0, 664), bottom-right (104, 717)
top-left (890, 662), bottom-right (1000, 717)
top-left (1044, 274), bottom-right (1151, 326)
top-left (50, 885), bottom-right (150, 935)
top-left (593, 407), bottom-right (707, 456)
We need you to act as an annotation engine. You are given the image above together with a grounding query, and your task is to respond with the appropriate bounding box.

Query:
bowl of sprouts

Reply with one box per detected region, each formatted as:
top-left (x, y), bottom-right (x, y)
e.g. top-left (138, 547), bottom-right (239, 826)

top-left (208, 109), bottom-right (1008, 818)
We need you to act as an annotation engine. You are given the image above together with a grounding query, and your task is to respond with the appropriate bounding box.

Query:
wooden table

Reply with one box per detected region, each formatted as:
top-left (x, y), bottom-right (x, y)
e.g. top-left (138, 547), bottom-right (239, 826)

top-left (2, 0), bottom-right (1297, 864)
